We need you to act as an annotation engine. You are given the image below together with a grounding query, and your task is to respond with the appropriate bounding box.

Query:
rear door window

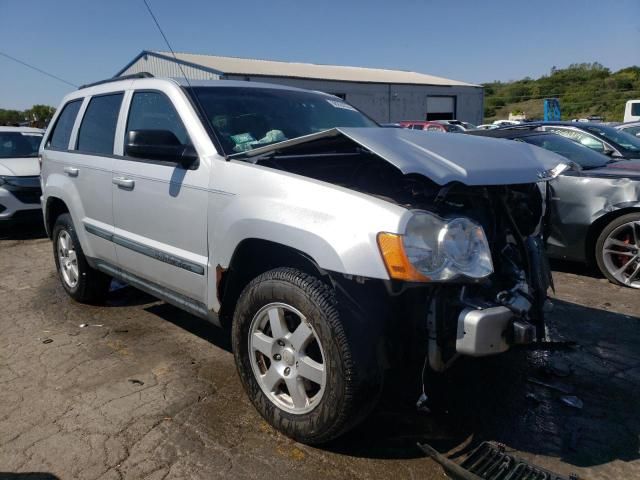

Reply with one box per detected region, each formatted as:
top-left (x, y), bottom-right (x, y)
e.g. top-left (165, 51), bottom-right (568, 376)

top-left (46, 99), bottom-right (82, 150)
top-left (77, 93), bottom-right (124, 155)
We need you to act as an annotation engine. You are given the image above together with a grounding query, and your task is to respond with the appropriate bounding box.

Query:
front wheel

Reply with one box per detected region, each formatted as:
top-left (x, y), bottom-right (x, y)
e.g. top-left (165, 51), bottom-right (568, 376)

top-left (231, 268), bottom-right (380, 444)
top-left (595, 213), bottom-right (640, 288)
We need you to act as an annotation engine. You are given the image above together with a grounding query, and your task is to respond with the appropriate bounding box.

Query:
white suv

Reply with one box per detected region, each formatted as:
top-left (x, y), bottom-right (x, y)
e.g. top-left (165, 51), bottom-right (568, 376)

top-left (0, 126), bottom-right (44, 223)
top-left (40, 74), bottom-right (566, 444)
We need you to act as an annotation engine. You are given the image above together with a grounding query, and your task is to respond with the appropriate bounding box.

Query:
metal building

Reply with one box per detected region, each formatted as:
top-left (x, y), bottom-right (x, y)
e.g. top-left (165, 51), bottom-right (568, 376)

top-left (117, 50), bottom-right (484, 125)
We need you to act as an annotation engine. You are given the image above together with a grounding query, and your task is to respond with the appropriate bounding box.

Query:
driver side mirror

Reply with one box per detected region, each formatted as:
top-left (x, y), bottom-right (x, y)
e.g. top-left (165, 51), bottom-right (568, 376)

top-left (125, 130), bottom-right (198, 168)
top-left (602, 145), bottom-right (617, 157)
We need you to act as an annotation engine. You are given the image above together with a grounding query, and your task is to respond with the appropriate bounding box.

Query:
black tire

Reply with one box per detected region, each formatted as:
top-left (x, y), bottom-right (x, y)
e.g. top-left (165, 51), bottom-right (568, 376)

top-left (231, 267), bottom-right (381, 444)
top-left (52, 213), bottom-right (111, 303)
top-left (595, 212), bottom-right (640, 287)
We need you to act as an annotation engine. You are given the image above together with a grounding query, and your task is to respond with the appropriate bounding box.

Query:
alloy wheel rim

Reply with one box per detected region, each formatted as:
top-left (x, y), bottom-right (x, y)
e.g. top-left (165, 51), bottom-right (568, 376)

top-left (57, 230), bottom-right (79, 289)
top-left (248, 302), bottom-right (326, 414)
top-left (602, 220), bottom-right (640, 288)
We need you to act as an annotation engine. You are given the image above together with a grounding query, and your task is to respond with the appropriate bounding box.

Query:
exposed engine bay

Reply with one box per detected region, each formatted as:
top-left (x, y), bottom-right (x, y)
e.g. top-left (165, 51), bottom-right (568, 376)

top-left (246, 137), bottom-right (553, 370)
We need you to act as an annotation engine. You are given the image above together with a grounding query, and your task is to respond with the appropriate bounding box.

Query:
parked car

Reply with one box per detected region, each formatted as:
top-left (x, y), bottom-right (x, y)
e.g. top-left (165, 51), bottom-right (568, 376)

top-left (531, 121), bottom-right (640, 160)
top-left (435, 120), bottom-right (477, 131)
top-left (616, 121), bottom-right (640, 138)
top-left (399, 121), bottom-right (464, 132)
top-left (468, 126), bottom-right (640, 288)
top-left (476, 124), bottom-right (499, 130)
top-left (379, 122), bottom-right (403, 128)
top-left (624, 99), bottom-right (640, 122)
top-left (0, 126), bottom-right (44, 224)
top-left (41, 75), bottom-right (566, 444)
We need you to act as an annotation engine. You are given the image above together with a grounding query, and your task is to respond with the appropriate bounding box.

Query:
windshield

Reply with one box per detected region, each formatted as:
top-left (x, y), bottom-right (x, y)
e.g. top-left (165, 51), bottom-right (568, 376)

top-left (621, 125), bottom-right (640, 137)
top-left (518, 133), bottom-right (610, 169)
top-left (0, 131), bottom-right (43, 158)
top-left (187, 87), bottom-right (377, 155)
top-left (584, 125), bottom-right (640, 152)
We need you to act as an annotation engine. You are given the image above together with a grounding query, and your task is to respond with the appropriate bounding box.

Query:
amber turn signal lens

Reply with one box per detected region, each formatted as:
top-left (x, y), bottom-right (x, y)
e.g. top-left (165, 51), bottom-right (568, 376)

top-left (377, 232), bottom-right (429, 282)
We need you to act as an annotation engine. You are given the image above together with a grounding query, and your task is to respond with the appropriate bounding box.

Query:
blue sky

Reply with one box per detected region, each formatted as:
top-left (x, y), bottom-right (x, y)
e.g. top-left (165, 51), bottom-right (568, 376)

top-left (1, 0), bottom-right (638, 110)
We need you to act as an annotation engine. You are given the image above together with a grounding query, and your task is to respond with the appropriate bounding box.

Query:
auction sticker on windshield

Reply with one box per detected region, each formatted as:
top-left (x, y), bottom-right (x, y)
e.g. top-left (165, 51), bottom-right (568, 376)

top-left (327, 99), bottom-right (358, 111)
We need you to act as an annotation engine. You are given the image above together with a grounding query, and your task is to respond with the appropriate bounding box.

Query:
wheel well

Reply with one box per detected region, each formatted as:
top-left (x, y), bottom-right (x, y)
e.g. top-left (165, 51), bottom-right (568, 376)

top-left (585, 207), bottom-right (640, 264)
top-left (45, 197), bottom-right (69, 238)
top-left (218, 239), bottom-right (327, 328)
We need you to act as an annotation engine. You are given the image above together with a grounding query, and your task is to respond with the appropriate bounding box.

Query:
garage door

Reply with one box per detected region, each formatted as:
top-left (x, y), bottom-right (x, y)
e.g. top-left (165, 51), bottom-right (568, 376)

top-left (426, 96), bottom-right (456, 120)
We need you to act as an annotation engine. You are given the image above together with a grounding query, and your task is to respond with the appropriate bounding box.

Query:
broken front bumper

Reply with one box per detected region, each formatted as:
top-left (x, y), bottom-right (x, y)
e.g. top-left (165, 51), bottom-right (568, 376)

top-left (456, 306), bottom-right (535, 356)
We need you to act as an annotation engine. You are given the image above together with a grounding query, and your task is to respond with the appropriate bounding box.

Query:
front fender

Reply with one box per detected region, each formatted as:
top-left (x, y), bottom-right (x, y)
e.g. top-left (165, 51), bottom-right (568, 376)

top-left (210, 161), bottom-right (412, 281)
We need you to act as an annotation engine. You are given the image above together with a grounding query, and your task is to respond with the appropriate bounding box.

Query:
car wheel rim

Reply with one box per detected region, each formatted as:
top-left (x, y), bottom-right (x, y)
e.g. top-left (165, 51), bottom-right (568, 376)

top-left (602, 220), bottom-right (640, 288)
top-left (248, 302), bottom-right (326, 415)
top-left (57, 230), bottom-right (79, 289)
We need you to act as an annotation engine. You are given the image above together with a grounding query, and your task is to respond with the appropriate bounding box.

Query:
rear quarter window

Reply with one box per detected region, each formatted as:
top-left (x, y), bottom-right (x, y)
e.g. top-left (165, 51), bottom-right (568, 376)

top-left (46, 100), bottom-right (82, 150)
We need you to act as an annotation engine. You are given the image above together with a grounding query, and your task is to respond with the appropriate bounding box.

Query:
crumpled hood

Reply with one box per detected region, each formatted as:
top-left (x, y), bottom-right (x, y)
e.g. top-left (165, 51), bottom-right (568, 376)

top-left (239, 127), bottom-right (567, 186)
top-left (0, 157), bottom-right (40, 177)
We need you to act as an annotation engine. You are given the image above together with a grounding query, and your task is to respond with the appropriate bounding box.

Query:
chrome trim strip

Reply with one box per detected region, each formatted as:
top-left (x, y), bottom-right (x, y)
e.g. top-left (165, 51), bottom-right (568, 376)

top-left (84, 223), bottom-right (113, 242)
top-left (83, 223), bottom-right (205, 275)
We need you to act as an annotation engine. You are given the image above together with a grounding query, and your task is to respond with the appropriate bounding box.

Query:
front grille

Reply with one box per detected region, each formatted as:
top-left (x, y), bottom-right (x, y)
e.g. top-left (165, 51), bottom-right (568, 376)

top-left (460, 442), bottom-right (574, 480)
top-left (11, 188), bottom-right (42, 204)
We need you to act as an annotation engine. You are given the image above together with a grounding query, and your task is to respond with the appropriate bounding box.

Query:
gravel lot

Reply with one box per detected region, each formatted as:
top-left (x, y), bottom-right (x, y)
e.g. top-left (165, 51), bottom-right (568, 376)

top-left (1, 224), bottom-right (639, 480)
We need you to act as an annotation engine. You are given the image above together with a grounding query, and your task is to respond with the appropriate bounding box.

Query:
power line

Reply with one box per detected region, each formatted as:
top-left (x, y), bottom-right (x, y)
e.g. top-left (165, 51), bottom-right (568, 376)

top-left (0, 50), bottom-right (77, 88)
top-left (141, 0), bottom-right (191, 88)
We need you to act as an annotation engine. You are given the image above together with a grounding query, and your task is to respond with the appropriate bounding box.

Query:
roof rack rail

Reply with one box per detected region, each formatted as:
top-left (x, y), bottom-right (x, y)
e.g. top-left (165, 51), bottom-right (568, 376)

top-left (78, 72), bottom-right (154, 90)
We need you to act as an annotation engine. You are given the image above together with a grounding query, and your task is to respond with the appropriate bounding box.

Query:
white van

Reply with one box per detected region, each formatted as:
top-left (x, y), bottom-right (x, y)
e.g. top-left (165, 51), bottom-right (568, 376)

top-left (624, 100), bottom-right (640, 122)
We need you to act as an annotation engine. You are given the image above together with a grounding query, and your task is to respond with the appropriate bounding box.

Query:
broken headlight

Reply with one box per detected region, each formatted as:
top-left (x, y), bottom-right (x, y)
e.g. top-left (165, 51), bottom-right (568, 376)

top-left (403, 211), bottom-right (493, 281)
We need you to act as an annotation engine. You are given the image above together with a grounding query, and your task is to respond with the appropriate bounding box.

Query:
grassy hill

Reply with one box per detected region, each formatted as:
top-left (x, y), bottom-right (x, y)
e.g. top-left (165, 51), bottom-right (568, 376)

top-left (483, 63), bottom-right (640, 123)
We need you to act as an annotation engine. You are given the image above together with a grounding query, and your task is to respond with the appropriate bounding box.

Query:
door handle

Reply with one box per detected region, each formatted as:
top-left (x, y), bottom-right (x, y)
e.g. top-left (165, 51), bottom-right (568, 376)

top-left (113, 177), bottom-right (135, 190)
top-left (64, 166), bottom-right (79, 177)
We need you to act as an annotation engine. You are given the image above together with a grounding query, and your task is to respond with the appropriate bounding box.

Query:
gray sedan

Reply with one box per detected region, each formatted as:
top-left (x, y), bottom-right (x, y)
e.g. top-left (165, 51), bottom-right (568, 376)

top-left (468, 127), bottom-right (640, 288)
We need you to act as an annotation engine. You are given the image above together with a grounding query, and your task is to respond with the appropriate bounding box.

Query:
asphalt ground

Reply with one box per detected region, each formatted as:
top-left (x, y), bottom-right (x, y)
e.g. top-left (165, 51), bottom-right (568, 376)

top-left (1, 222), bottom-right (638, 480)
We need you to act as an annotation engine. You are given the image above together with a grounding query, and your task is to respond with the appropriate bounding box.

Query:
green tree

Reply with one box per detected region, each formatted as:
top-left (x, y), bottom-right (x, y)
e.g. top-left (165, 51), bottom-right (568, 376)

top-left (0, 104), bottom-right (56, 127)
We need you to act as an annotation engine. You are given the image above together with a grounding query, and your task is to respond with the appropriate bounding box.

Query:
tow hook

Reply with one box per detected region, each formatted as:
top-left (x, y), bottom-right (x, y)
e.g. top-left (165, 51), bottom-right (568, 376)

top-left (513, 320), bottom-right (535, 344)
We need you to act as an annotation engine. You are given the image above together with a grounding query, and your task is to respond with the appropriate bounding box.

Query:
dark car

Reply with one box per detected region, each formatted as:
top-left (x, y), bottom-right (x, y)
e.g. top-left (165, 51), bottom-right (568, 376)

top-left (526, 121), bottom-right (640, 160)
top-left (467, 127), bottom-right (640, 288)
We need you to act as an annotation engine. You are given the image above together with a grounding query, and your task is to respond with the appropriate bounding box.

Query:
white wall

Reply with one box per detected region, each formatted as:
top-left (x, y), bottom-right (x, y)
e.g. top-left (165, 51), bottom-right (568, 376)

top-left (119, 57), bottom-right (484, 125)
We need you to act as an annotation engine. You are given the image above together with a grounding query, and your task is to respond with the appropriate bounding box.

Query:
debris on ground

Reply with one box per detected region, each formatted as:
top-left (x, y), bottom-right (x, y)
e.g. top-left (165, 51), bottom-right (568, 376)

top-left (560, 395), bottom-right (584, 410)
top-left (525, 392), bottom-right (543, 404)
top-left (527, 377), bottom-right (572, 394)
top-left (79, 323), bottom-right (88, 328)
top-left (128, 379), bottom-right (144, 386)
top-left (42, 338), bottom-right (53, 344)
top-left (547, 357), bottom-right (573, 377)
top-left (418, 441), bottom-right (578, 480)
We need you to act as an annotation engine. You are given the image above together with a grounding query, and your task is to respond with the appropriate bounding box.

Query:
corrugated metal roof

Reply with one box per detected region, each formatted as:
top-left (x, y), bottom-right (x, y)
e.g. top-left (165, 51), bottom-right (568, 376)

top-left (151, 51), bottom-right (479, 87)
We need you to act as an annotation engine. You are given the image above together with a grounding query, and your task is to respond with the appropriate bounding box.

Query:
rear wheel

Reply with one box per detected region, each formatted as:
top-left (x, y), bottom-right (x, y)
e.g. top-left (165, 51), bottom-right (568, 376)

top-left (52, 213), bottom-right (111, 302)
top-left (595, 213), bottom-right (640, 288)
top-left (231, 267), bottom-right (381, 444)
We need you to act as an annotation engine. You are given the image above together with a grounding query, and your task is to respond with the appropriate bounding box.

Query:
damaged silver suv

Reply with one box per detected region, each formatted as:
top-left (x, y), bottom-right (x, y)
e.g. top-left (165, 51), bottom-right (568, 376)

top-left (41, 74), bottom-right (567, 444)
